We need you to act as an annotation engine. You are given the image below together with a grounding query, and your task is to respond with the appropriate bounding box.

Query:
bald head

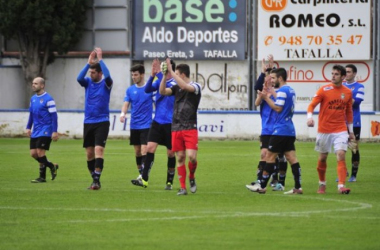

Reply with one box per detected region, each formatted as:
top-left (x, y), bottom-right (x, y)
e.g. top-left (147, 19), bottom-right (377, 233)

top-left (32, 77), bottom-right (46, 94)
top-left (33, 77), bottom-right (45, 85)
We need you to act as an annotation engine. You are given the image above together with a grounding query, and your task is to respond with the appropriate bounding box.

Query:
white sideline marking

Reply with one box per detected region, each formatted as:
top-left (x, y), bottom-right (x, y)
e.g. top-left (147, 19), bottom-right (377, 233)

top-left (0, 197), bottom-right (373, 224)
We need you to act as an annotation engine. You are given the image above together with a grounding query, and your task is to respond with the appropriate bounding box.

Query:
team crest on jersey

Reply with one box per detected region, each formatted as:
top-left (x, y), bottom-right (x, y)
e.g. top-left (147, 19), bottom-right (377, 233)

top-left (40, 99), bottom-right (44, 104)
top-left (341, 93), bottom-right (345, 99)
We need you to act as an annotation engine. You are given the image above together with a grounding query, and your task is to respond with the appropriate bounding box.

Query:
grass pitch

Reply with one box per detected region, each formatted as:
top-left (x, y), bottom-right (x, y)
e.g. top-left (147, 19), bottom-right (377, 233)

top-left (0, 138), bottom-right (379, 250)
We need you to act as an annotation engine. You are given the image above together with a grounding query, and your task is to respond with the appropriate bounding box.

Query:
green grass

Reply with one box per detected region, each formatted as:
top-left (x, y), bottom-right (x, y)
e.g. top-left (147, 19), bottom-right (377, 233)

top-left (0, 138), bottom-right (379, 250)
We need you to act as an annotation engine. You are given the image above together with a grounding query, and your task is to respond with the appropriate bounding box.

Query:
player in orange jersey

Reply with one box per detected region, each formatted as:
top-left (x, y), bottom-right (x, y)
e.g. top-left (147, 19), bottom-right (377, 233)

top-left (307, 65), bottom-right (354, 195)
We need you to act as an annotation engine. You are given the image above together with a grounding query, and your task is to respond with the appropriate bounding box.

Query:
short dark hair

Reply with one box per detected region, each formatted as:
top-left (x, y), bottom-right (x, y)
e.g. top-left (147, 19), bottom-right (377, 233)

top-left (346, 64), bottom-right (357, 73)
top-left (333, 65), bottom-right (346, 76)
top-left (271, 67), bottom-right (287, 81)
top-left (176, 64), bottom-right (190, 78)
top-left (130, 64), bottom-right (145, 74)
top-left (90, 63), bottom-right (102, 73)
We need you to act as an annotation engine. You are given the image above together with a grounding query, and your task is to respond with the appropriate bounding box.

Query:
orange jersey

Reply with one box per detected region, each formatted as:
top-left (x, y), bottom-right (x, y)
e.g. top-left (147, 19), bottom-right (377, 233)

top-left (307, 83), bottom-right (353, 133)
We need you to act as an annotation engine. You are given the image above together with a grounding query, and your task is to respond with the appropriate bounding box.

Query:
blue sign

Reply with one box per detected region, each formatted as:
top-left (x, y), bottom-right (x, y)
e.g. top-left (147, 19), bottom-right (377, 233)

top-left (132, 0), bottom-right (247, 60)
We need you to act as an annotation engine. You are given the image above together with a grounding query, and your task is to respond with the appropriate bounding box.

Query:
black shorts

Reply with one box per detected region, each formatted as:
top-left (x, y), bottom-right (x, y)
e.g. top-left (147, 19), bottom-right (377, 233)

top-left (260, 135), bottom-right (271, 149)
top-left (130, 128), bottom-right (149, 146)
top-left (354, 127), bottom-right (361, 140)
top-left (30, 137), bottom-right (52, 150)
top-left (147, 121), bottom-right (172, 149)
top-left (83, 121), bottom-right (110, 148)
top-left (268, 135), bottom-right (296, 153)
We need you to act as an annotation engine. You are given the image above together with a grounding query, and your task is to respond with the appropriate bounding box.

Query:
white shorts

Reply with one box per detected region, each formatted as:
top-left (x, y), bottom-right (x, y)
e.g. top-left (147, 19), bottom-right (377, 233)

top-left (315, 132), bottom-right (349, 153)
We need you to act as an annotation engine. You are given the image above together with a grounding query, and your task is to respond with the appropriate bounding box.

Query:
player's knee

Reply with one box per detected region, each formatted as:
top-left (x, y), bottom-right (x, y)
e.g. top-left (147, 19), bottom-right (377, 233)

top-left (336, 150), bottom-right (345, 160)
top-left (94, 146), bottom-right (104, 157)
top-left (189, 156), bottom-right (197, 164)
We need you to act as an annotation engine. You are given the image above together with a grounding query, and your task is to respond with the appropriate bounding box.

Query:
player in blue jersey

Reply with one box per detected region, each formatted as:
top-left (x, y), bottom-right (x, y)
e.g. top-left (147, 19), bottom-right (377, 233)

top-left (247, 68), bottom-right (302, 194)
top-left (77, 47), bottom-right (113, 190)
top-left (247, 56), bottom-right (287, 191)
top-left (26, 77), bottom-right (59, 183)
top-left (119, 64), bottom-right (153, 184)
top-left (344, 64), bottom-right (365, 182)
top-left (131, 59), bottom-right (177, 189)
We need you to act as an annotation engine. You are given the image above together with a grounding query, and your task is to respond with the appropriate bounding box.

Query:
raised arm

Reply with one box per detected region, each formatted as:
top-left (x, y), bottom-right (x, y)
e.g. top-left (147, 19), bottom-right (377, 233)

top-left (77, 64), bottom-right (90, 86)
top-left (145, 59), bottom-right (162, 93)
top-left (95, 47), bottom-right (113, 87)
top-left (77, 51), bottom-right (95, 86)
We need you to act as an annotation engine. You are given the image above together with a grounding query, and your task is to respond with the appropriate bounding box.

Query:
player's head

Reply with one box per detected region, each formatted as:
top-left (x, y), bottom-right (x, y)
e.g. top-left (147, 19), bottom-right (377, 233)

top-left (270, 68), bottom-right (287, 88)
top-left (175, 64), bottom-right (190, 78)
top-left (345, 64), bottom-right (357, 82)
top-left (89, 63), bottom-right (103, 82)
top-left (130, 64), bottom-right (145, 84)
top-left (331, 65), bottom-right (346, 85)
top-left (32, 77), bottom-right (45, 94)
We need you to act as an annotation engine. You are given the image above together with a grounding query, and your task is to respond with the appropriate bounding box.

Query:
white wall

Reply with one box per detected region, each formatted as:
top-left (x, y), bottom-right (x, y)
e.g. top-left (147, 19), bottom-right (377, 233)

top-left (0, 66), bottom-right (26, 109)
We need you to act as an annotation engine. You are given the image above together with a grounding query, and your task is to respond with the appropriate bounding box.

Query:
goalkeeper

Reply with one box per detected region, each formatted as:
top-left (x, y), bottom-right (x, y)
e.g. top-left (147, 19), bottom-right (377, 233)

top-left (306, 65), bottom-right (354, 195)
top-left (158, 58), bottom-right (202, 196)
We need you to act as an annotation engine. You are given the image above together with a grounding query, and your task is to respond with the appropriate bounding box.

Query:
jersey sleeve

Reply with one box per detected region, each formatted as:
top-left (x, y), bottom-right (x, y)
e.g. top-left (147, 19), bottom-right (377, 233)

top-left (353, 84), bottom-right (364, 109)
top-left (190, 82), bottom-right (201, 95)
top-left (99, 60), bottom-right (113, 87)
top-left (77, 64), bottom-right (90, 87)
top-left (274, 90), bottom-right (287, 107)
top-left (307, 88), bottom-right (323, 113)
top-left (47, 99), bottom-right (58, 132)
top-left (124, 88), bottom-right (130, 102)
top-left (254, 73), bottom-right (265, 91)
top-left (145, 72), bottom-right (163, 93)
top-left (26, 112), bottom-right (33, 129)
top-left (26, 100), bottom-right (33, 129)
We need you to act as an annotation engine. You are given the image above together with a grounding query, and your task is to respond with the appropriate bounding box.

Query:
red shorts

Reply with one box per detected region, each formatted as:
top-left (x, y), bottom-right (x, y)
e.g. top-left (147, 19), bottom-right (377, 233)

top-left (171, 129), bottom-right (198, 152)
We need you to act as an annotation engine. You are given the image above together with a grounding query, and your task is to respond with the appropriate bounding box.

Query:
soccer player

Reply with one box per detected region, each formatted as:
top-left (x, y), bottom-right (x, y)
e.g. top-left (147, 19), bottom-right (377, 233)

top-left (131, 58), bottom-right (177, 189)
top-left (77, 47), bottom-right (113, 190)
top-left (247, 68), bottom-right (302, 195)
top-left (26, 77), bottom-right (59, 183)
top-left (159, 58), bottom-right (202, 196)
top-left (307, 65), bottom-right (354, 194)
top-left (246, 71), bottom-right (287, 191)
top-left (120, 64), bottom-right (153, 183)
top-left (343, 64), bottom-right (364, 182)
top-left (248, 55), bottom-right (287, 190)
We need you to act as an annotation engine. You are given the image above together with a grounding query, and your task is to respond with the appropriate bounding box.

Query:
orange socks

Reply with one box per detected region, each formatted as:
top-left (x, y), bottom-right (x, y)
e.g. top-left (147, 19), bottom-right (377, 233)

top-left (337, 160), bottom-right (348, 185)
